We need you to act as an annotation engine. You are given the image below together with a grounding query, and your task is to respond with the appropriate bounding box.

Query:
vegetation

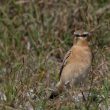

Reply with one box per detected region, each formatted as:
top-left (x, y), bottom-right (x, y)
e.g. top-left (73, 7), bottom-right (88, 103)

top-left (0, 0), bottom-right (110, 109)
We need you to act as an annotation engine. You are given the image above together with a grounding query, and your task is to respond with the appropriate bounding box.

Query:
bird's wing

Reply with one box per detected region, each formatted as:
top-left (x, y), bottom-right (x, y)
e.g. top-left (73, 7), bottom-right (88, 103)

top-left (59, 48), bottom-right (72, 79)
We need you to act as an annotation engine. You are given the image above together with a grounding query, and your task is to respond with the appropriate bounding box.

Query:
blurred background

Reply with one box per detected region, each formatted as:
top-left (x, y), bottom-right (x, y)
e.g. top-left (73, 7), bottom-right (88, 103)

top-left (0, 0), bottom-right (110, 109)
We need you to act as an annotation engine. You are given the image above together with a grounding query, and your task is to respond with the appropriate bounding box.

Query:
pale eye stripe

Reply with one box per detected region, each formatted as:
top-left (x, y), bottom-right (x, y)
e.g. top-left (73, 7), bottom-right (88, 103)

top-left (83, 32), bottom-right (89, 35)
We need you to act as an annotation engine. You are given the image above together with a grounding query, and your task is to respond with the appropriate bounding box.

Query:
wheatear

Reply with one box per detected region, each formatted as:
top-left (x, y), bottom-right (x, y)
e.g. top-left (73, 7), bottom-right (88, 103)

top-left (49, 31), bottom-right (92, 99)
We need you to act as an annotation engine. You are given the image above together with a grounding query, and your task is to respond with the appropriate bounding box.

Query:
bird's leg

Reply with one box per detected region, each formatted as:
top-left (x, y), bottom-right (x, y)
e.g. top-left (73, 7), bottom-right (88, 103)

top-left (80, 82), bottom-right (86, 101)
top-left (64, 81), bottom-right (74, 100)
top-left (65, 81), bottom-right (71, 89)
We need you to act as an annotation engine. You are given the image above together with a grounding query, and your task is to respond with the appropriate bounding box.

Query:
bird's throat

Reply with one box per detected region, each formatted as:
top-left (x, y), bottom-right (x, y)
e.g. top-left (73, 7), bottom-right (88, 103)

top-left (76, 40), bottom-right (89, 47)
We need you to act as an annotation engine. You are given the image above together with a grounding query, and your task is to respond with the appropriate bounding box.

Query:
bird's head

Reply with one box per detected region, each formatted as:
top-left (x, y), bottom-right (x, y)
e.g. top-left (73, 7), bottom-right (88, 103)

top-left (73, 31), bottom-right (90, 46)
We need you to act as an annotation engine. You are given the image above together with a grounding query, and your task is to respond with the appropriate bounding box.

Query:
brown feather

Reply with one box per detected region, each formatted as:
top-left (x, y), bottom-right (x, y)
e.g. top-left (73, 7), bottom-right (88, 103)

top-left (59, 49), bottom-right (72, 79)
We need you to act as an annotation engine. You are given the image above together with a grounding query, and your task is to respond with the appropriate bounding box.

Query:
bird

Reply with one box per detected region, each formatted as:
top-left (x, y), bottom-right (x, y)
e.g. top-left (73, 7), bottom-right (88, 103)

top-left (49, 31), bottom-right (92, 99)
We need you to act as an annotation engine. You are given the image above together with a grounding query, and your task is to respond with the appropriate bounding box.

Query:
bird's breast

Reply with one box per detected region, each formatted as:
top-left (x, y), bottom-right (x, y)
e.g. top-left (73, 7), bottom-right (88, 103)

top-left (61, 46), bottom-right (92, 85)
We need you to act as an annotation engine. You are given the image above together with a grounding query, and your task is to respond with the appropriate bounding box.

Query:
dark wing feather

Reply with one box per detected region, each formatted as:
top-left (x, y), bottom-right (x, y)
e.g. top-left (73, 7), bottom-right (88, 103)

top-left (59, 49), bottom-right (72, 79)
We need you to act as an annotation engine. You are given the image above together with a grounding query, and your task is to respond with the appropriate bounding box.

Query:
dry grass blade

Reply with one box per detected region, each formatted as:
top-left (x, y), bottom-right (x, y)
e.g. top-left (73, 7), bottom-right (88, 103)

top-left (15, 0), bottom-right (35, 4)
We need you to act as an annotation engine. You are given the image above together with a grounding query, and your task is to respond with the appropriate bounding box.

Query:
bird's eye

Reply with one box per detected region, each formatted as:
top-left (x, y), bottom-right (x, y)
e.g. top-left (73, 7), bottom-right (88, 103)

top-left (75, 34), bottom-right (80, 37)
top-left (74, 32), bottom-right (80, 37)
top-left (82, 32), bottom-right (89, 37)
top-left (82, 34), bottom-right (88, 37)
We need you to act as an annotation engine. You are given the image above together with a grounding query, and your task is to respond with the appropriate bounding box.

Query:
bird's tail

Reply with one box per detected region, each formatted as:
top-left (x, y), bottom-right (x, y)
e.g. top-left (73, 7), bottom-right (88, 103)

top-left (49, 81), bottom-right (63, 99)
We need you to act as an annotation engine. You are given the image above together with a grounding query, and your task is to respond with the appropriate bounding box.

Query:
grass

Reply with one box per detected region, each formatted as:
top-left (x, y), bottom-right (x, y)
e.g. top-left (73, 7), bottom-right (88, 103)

top-left (0, 0), bottom-right (110, 110)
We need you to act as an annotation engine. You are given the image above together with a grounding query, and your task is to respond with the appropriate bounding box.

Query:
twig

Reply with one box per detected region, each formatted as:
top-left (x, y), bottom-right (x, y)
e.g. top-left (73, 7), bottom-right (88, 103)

top-left (86, 72), bottom-right (94, 109)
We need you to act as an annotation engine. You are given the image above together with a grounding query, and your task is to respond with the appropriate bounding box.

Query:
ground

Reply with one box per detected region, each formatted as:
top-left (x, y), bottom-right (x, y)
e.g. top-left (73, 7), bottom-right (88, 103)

top-left (0, 0), bottom-right (110, 110)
